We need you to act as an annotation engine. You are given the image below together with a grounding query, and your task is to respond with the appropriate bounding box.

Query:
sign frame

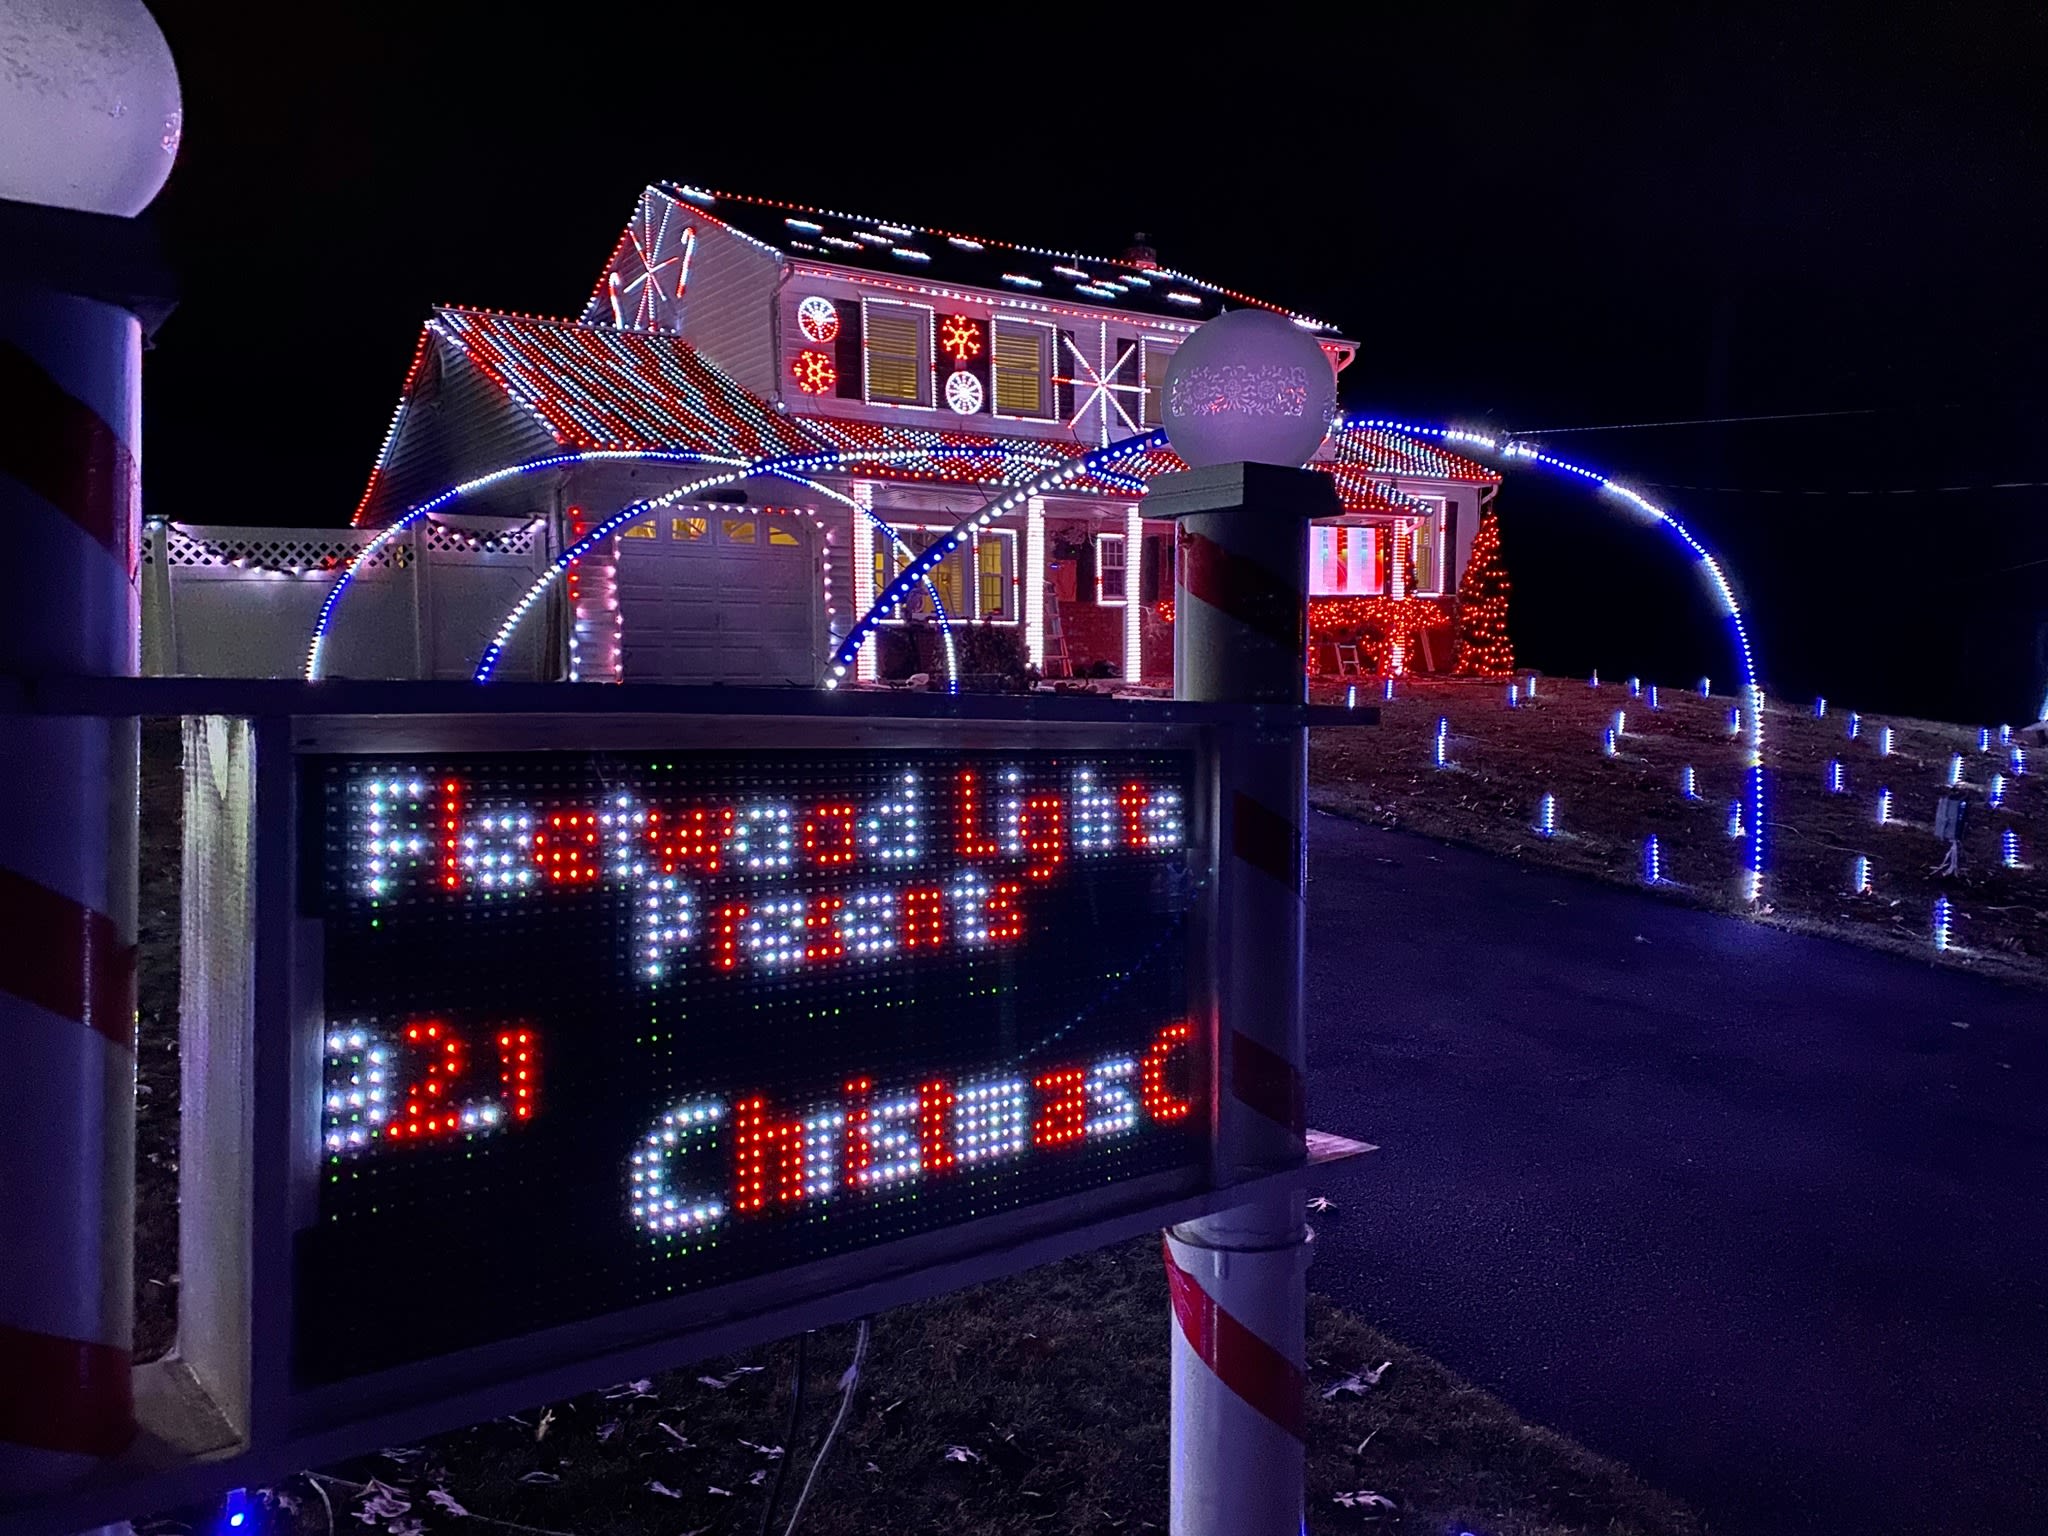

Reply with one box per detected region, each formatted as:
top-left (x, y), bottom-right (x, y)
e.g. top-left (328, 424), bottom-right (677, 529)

top-left (0, 680), bottom-right (1360, 1536)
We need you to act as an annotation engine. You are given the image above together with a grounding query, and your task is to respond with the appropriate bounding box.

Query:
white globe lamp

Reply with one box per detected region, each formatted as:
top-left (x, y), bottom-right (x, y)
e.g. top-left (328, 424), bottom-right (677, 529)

top-left (0, 0), bottom-right (181, 216)
top-left (1160, 308), bottom-right (1339, 470)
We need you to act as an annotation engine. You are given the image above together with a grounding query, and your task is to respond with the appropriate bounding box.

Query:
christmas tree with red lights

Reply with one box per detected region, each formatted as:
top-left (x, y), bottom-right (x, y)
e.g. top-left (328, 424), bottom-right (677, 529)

top-left (1454, 506), bottom-right (1514, 677)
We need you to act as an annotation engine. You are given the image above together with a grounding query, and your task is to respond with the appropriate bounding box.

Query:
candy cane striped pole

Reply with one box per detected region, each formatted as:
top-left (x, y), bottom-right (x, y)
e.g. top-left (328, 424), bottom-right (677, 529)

top-left (1150, 461), bottom-right (1334, 1536)
top-left (0, 272), bottom-right (147, 1494)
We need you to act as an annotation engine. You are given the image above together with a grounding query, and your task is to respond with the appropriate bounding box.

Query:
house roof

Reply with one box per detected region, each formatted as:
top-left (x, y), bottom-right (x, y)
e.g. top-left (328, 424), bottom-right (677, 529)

top-left (646, 183), bottom-right (1343, 334)
top-left (433, 307), bottom-right (820, 460)
top-left (357, 309), bottom-right (1496, 526)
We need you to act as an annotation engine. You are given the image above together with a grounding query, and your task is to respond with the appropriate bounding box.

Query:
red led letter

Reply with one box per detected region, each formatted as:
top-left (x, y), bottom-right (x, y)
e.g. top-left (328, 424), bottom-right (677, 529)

top-left (903, 887), bottom-right (946, 948)
top-left (984, 880), bottom-right (1024, 943)
top-left (440, 779), bottom-right (463, 890)
top-left (917, 1080), bottom-right (956, 1172)
top-left (733, 1095), bottom-right (812, 1211)
top-left (802, 803), bottom-right (858, 866)
top-left (1018, 793), bottom-right (1065, 881)
top-left (956, 770), bottom-right (1001, 858)
top-left (804, 894), bottom-right (846, 962)
top-left (535, 809), bottom-right (603, 884)
top-left (1119, 783), bottom-right (1152, 849)
top-left (498, 1028), bottom-right (538, 1121)
top-left (649, 805), bottom-right (733, 875)
top-left (393, 1019), bottom-right (465, 1139)
top-left (1031, 1066), bottom-right (1088, 1147)
top-left (1141, 1021), bottom-right (1195, 1122)
top-left (713, 901), bottom-right (749, 970)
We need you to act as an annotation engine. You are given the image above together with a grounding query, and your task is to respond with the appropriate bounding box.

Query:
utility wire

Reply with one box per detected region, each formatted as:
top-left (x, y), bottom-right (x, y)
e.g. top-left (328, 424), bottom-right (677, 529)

top-left (1638, 478), bottom-right (2048, 497)
top-left (757, 1332), bottom-right (811, 1536)
top-left (1506, 406), bottom-right (1889, 436)
top-left (782, 1319), bottom-right (871, 1536)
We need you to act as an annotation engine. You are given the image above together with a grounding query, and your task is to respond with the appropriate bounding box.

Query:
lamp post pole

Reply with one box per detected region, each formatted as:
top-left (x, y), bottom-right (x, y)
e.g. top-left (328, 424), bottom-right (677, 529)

top-left (1151, 460), bottom-right (1336, 1536)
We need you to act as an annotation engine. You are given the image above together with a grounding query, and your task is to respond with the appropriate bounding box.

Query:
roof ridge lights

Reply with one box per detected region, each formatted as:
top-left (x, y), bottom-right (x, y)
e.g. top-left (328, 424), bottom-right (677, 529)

top-left (947, 236), bottom-right (985, 251)
top-left (854, 231), bottom-right (893, 245)
top-left (784, 217), bottom-right (824, 233)
top-left (1002, 274), bottom-right (1044, 289)
top-left (1051, 265), bottom-right (1090, 280)
top-left (821, 235), bottom-right (863, 250)
top-left (892, 247), bottom-right (932, 262)
top-left (1166, 292), bottom-right (1203, 306)
top-left (673, 185), bottom-right (716, 204)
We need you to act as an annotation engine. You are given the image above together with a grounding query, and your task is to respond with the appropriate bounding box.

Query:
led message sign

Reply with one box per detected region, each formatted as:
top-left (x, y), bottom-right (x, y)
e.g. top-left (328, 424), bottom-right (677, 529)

top-left (299, 749), bottom-right (1204, 1382)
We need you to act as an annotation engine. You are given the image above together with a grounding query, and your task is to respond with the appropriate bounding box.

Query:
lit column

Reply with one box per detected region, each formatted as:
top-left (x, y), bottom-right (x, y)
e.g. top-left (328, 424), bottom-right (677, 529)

top-left (1024, 496), bottom-right (1047, 671)
top-left (1123, 504), bottom-right (1144, 684)
top-left (851, 482), bottom-right (877, 683)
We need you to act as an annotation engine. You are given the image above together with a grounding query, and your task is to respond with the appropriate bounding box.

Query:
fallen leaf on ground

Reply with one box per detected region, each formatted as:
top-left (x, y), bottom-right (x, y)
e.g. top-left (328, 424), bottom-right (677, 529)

top-left (515, 1471), bottom-right (560, 1485)
top-left (943, 1445), bottom-right (983, 1463)
top-left (1334, 1490), bottom-right (1396, 1509)
top-left (425, 1489), bottom-right (469, 1517)
top-left (646, 1480), bottom-right (682, 1499)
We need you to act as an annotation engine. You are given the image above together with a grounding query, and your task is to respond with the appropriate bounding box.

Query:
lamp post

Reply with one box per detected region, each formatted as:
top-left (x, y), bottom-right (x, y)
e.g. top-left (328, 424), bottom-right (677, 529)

top-left (0, 0), bottom-right (180, 1494)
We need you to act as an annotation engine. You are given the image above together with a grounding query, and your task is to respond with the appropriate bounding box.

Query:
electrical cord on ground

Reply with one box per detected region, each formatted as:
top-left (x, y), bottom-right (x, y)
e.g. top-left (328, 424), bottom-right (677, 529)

top-left (757, 1332), bottom-right (810, 1536)
top-left (781, 1319), bottom-right (871, 1536)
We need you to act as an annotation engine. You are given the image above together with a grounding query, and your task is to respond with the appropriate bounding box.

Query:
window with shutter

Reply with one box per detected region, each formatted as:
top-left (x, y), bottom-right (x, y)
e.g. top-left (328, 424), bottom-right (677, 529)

top-left (1096, 533), bottom-right (1127, 605)
top-left (976, 529), bottom-right (1016, 620)
top-left (991, 319), bottom-right (1053, 419)
top-left (1141, 339), bottom-right (1176, 426)
top-left (863, 302), bottom-right (930, 406)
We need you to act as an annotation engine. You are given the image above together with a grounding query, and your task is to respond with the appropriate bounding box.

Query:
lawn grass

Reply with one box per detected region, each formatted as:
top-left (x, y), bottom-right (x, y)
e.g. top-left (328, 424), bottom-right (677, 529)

top-left (1310, 675), bottom-right (2048, 987)
top-left (131, 722), bottom-right (1705, 1536)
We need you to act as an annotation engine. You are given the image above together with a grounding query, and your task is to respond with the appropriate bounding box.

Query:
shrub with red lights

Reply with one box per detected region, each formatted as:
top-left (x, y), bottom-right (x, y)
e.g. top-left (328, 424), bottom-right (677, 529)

top-left (1307, 596), bottom-right (1455, 675)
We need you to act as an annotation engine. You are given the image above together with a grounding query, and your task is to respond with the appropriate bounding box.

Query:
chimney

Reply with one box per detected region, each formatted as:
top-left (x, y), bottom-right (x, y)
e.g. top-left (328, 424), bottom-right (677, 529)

top-left (1122, 231), bottom-right (1158, 270)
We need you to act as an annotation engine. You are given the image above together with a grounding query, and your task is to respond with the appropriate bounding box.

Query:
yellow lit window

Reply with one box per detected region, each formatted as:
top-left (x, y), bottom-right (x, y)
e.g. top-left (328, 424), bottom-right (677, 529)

top-left (623, 521), bottom-right (655, 539)
top-left (671, 516), bottom-right (707, 541)
top-left (976, 530), bottom-right (1015, 620)
top-left (722, 519), bottom-right (756, 544)
top-left (991, 319), bottom-right (1051, 418)
top-left (767, 522), bottom-right (800, 547)
top-left (864, 303), bottom-right (929, 406)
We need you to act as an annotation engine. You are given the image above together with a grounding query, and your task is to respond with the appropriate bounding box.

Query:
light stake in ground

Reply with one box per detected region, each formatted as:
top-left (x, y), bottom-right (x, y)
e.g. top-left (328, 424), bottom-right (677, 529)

top-left (1681, 765), bottom-right (1699, 800)
top-left (1848, 712), bottom-right (1861, 739)
top-left (1506, 684), bottom-right (1519, 709)
top-left (1852, 855), bottom-right (1872, 894)
top-left (1537, 793), bottom-right (1556, 838)
top-left (1990, 774), bottom-right (2006, 807)
top-left (1877, 787), bottom-right (1892, 826)
top-left (1948, 754), bottom-right (1964, 787)
top-left (1346, 684), bottom-right (1356, 710)
top-left (2012, 748), bottom-right (2028, 776)
top-left (1698, 677), bottom-right (1711, 697)
top-left (1979, 728), bottom-right (1993, 752)
top-left (1879, 727), bottom-right (1894, 757)
top-left (1382, 677), bottom-right (1395, 701)
top-left (1727, 801), bottom-right (1744, 839)
top-left (1727, 707), bottom-right (1742, 736)
top-left (1629, 676), bottom-right (1641, 696)
top-left (1815, 697), bottom-right (1828, 719)
top-left (1433, 717), bottom-right (1449, 768)
top-left (2003, 829), bottom-right (2022, 868)
top-left (1643, 836), bottom-right (1662, 885)
top-left (1826, 759), bottom-right (1846, 794)
top-left (1613, 709), bottom-right (1627, 736)
top-left (1933, 896), bottom-right (1953, 952)
top-left (1602, 728), bottom-right (1618, 759)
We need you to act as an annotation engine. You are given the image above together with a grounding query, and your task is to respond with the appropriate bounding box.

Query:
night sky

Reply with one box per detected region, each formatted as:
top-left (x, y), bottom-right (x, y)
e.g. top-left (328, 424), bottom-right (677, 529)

top-left (142, 7), bottom-right (2048, 721)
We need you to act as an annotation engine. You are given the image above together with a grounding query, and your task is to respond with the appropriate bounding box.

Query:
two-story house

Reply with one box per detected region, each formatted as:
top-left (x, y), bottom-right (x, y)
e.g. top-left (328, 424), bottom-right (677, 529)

top-left (348, 182), bottom-right (1502, 687)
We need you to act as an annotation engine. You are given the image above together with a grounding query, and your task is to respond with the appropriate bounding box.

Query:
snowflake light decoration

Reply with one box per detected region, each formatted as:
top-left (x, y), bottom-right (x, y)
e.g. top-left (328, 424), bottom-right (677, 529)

top-left (1057, 333), bottom-right (1145, 446)
top-left (944, 370), bottom-right (984, 415)
top-left (940, 314), bottom-right (983, 363)
top-left (797, 296), bottom-right (840, 344)
top-left (791, 349), bottom-right (837, 395)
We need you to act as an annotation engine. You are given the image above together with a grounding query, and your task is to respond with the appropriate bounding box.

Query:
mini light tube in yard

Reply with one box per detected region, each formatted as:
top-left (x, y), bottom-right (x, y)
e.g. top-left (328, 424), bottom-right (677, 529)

top-left (1382, 677), bottom-right (1395, 701)
top-left (1507, 684), bottom-right (1519, 708)
top-left (1643, 836), bottom-right (1662, 884)
top-left (1346, 684), bottom-right (1356, 710)
top-left (1853, 855), bottom-right (1872, 894)
top-left (2002, 829), bottom-right (2022, 868)
top-left (2000, 724), bottom-right (2013, 744)
top-left (1647, 684), bottom-right (1660, 711)
top-left (1727, 706), bottom-right (1742, 736)
top-left (1933, 896), bottom-right (1953, 952)
top-left (1526, 674), bottom-right (1538, 697)
top-left (1948, 754), bottom-right (1964, 787)
top-left (1537, 793), bottom-right (1556, 837)
top-left (1990, 773), bottom-right (2007, 807)
top-left (1879, 726), bottom-right (1894, 756)
top-left (1847, 712), bottom-right (1861, 739)
top-left (1815, 697), bottom-right (1828, 719)
top-left (1727, 801), bottom-right (1744, 839)
top-left (1699, 677), bottom-right (1711, 696)
top-left (1979, 727), bottom-right (1993, 752)
top-left (1629, 676), bottom-right (1641, 696)
top-left (2013, 748), bottom-right (2029, 776)
top-left (1589, 669), bottom-right (1600, 687)
top-left (1681, 765), bottom-right (1699, 800)
top-left (1433, 717), bottom-right (1449, 768)
top-left (1826, 759), bottom-right (1846, 793)
top-left (1613, 709), bottom-right (1627, 736)
top-left (1602, 728), bottom-right (1618, 758)
top-left (1877, 787), bottom-right (1892, 825)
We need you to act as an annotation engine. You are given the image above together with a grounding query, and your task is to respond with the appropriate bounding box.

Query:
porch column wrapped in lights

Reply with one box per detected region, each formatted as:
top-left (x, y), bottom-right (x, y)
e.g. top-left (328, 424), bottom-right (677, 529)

top-left (0, 0), bottom-right (182, 1489)
top-left (851, 481), bottom-right (878, 682)
top-left (1124, 503), bottom-right (1145, 683)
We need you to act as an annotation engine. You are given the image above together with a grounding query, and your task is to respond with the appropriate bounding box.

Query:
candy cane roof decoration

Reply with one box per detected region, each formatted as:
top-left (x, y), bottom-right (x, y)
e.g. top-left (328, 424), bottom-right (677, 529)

top-left (1342, 416), bottom-right (1769, 904)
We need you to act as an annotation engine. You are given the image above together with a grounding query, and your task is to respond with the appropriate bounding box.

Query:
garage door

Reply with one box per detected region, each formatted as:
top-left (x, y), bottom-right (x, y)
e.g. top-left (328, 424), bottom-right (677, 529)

top-left (616, 511), bottom-right (820, 686)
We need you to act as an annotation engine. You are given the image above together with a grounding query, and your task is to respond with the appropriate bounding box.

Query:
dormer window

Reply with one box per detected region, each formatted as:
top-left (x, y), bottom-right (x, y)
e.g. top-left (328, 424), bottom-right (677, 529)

top-left (990, 317), bottom-right (1054, 420)
top-left (862, 300), bottom-right (932, 408)
top-left (1140, 338), bottom-right (1177, 427)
